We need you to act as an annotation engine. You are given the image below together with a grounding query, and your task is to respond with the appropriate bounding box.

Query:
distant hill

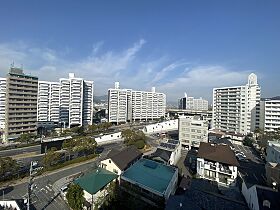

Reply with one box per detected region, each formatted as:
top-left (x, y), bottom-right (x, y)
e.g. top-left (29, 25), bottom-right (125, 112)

top-left (271, 96), bottom-right (280, 100)
top-left (94, 95), bottom-right (108, 102)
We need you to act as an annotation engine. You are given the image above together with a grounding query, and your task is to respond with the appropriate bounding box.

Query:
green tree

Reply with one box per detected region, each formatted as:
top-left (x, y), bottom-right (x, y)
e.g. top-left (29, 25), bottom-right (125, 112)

top-left (121, 129), bottom-right (146, 149)
top-left (17, 133), bottom-right (33, 144)
top-left (0, 157), bottom-right (19, 178)
top-left (71, 126), bottom-right (85, 136)
top-left (243, 136), bottom-right (253, 147)
top-left (87, 124), bottom-right (98, 135)
top-left (66, 184), bottom-right (85, 210)
top-left (43, 148), bottom-right (62, 168)
top-left (74, 136), bottom-right (97, 155)
top-left (121, 129), bottom-right (136, 144)
top-left (63, 136), bottom-right (97, 156)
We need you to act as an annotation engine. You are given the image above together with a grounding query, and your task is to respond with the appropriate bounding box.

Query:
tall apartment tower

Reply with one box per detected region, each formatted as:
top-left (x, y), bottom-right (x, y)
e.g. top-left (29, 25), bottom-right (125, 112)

top-left (212, 73), bottom-right (261, 134)
top-left (37, 81), bottom-right (60, 122)
top-left (108, 82), bottom-right (166, 124)
top-left (108, 83), bottom-right (132, 124)
top-left (179, 93), bottom-right (208, 111)
top-left (0, 78), bottom-right (6, 131)
top-left (259, 97), bottom-right (280, 132)
top-left (4, 67), bottom-right (38, 142)
top-left (59, 73), bottom-right (94, 127)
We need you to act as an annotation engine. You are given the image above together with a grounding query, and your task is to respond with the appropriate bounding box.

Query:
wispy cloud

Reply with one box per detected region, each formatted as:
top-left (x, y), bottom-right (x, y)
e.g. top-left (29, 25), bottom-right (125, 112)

top-left (157, 65), bottom-right (251, 101)
top-left (0, 40), bottom-right (254, 102)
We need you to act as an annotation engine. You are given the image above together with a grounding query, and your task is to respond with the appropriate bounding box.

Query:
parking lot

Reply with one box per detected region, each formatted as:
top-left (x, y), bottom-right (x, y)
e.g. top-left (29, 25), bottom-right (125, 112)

top-left (233, 144), bottom-right (266, 186)
top-left (233, 144), bottom-right (263, 164)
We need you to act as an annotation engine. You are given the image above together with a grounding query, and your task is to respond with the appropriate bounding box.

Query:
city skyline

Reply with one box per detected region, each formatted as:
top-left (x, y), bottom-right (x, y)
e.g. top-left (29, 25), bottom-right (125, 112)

top-left (0, 1), bottom-right (280, 102)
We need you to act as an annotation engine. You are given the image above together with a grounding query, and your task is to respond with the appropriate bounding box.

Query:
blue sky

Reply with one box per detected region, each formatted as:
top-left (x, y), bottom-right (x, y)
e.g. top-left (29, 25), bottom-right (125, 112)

top-left (0, 0), bottom-right (279, 102)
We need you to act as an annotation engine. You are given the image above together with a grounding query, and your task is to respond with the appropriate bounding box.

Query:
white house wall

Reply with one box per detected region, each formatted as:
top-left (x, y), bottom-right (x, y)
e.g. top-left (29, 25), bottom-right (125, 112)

top-left (95, 132), bottom-right (123, 145)
top-left (241, 183), bottom-right (259, 210)
top-left (143, 120), bottom-right (178, 134)
top-left (100, 158), bottom-right (122, 175)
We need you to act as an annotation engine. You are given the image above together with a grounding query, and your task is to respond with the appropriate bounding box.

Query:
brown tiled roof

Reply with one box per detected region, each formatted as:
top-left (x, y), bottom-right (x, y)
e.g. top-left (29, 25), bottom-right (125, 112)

top-left (197, 142), bottom-right (239, 166)
top-left (107, 146), bottom-right (142, 170)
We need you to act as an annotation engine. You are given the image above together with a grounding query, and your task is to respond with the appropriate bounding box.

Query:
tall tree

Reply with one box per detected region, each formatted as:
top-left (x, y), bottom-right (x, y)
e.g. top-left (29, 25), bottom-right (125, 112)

top-left (17, 133), bottom-right (33, 144)
top-left (0, 157), bottom-right (19, 179)
top-left (42, 148), bottom-right (62, 168)
top-left (66, 184), bottom-right (85, 210)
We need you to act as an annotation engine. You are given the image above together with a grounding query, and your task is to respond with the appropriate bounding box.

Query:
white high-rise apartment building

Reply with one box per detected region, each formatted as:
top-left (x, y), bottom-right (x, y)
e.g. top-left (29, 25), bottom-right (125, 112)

top-left (179, 115), bottom-right (208, 149)
top-left (179, 93), bottom-right (208, 111)
top-left (108, 82), bottom-right (166, 124)
top-left (259, 98), bottom-right (280, 132)
top-left (37, 81), bottom-right (60, 122)
top-left (212, 73), bottom-right (261, 134)
top-left (59, 73), bottom-right (94, 127)
top-left (37, 73), bottom-right (94, 128)
top-left (0, 78), bottom-right (6, 131)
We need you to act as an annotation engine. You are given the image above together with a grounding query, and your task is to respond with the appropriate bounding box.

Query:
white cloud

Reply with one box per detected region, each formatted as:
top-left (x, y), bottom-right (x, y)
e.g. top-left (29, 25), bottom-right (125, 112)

top-left (157, 65), bottom-right (252, 102)
top-left (0, 40), bottom-right (255, 102)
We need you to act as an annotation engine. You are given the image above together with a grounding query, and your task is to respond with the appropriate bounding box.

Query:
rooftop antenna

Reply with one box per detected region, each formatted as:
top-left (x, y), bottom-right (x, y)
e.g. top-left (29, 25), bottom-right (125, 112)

top-left (10, 62), bottom-right (14, 68)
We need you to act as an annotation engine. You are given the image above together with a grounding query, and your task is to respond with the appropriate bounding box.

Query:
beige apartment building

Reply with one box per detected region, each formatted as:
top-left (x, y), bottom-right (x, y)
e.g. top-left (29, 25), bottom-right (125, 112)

top-left (4, 67), bottom-right (38, 142)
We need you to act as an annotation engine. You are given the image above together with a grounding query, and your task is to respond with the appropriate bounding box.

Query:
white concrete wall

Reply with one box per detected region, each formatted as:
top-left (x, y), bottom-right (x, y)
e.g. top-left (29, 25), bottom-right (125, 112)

top-left (241, 182), bottom-right (259, 210)
top-left (196, 157), bottom-right (204, 177)
top-left (266, 141), bottom-right (280, 164)
top-left (169, 143), bottom-right (182, 165)
top-left (83, 187), bottom-right (109, 206)
top-left (95, 132), bottom-right (123, 145)
top-left (100, 158), bottom-right (122, 175)
top-left (143, 120), bottom-right (178, 134)
top-left (0, 201), bottom-right (21, 210)
top-left (164, 168), bottom-right (178, 199)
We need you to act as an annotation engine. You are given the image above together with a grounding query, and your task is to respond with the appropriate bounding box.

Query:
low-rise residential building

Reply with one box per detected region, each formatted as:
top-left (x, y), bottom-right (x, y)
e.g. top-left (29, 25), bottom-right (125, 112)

top-left (241, 180), bottom-right (280, 210)
top-left (196, 142), bottom-right (239, 186)
top-left (149, 139), bottom-right (181, 165)
top-left (100, 146), bottom-right (142, 175)
top-left (120, 158), bottom-right (178, 208)
top-left (179, 116), bottom-right (208, 149)
top-left (74, 167), bottom-right (118, 209)
top-left (266, 140), bottom-right (280, 163)
top-left (265, 140), bottom-right (280, 189)
top-left (265, 162), bottom-right (280, 189)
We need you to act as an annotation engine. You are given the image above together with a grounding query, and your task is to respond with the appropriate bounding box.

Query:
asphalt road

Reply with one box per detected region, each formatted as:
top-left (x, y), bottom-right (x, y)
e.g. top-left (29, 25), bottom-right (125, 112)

top-left (1, 142), bottom-right (124, 210)
top-left (0, 145), bottom-right (41, 158)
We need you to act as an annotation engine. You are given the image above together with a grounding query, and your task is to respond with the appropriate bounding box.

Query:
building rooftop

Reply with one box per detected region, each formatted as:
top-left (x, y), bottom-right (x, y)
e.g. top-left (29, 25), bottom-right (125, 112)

top-left (151, 148), bottom-right (172, 162)
top-left (255, 185), bottom-right (280, 210)
top-left (107, 145), bottom-right (142, 170)
top-left (197, 142), bottom-right (239, 166)
top-left (121, 158), bottom-right (177, 195)
top-left (74, 167), bottom-right (118, 195)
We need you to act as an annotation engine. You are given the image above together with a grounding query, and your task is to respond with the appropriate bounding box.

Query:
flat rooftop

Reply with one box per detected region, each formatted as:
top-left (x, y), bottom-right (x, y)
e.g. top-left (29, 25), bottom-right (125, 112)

top-left (121, 158), bottom-right (177, 195)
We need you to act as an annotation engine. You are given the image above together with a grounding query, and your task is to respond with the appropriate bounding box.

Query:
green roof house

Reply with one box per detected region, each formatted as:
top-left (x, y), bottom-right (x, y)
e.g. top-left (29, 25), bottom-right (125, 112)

top-left (74, 167), bottom-right (118, 209)
top-left (120, 158), bottom-right (178, 208)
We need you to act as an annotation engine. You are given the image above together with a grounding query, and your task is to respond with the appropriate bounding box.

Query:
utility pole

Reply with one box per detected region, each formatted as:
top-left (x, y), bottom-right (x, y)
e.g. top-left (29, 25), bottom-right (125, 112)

top-left (27, 161), bottom-right (38, 210)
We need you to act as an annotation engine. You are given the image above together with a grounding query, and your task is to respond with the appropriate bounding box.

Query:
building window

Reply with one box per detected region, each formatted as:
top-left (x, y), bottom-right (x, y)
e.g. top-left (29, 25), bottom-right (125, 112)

top-left (109, 160), bottom-right (111, 163)
top-left (113, 169), bottom-right (118, 174)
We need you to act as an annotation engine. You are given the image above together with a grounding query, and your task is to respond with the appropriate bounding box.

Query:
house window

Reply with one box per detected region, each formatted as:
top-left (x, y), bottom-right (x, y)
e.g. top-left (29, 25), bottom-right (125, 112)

top-left (113, 169), bottom-right (118, 174)
top-left (109, 160), bottom-right (111, 163)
